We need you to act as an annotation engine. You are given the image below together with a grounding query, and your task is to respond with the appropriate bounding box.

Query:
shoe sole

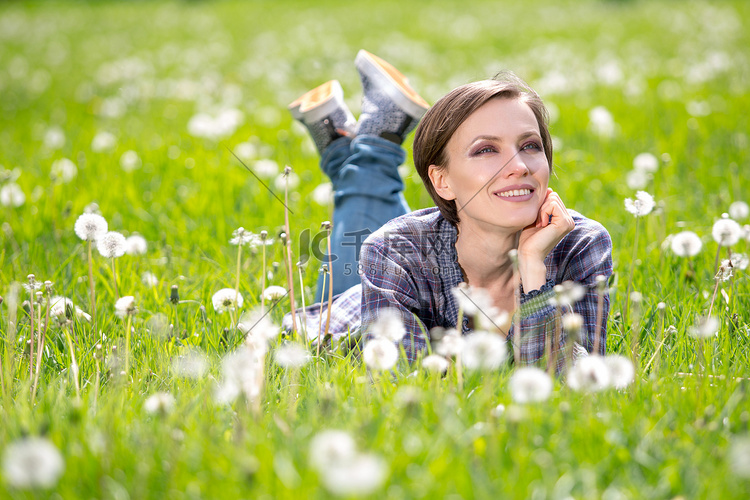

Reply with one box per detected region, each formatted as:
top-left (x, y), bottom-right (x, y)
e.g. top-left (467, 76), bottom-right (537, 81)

top-left (355, 50), bottom-right (430, 119)
top-left (288, 80), bottom-right (346, 123)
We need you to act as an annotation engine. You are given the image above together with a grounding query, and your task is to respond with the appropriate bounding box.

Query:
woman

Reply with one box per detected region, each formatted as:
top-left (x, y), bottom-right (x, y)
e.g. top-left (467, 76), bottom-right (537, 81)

top-left (286, 50), bottom-right (612, 367)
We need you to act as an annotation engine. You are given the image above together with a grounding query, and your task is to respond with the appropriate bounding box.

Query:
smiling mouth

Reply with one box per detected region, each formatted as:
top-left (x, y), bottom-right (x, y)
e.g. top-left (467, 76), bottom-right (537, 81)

top-left (496, 188), bottom-right (533, 198)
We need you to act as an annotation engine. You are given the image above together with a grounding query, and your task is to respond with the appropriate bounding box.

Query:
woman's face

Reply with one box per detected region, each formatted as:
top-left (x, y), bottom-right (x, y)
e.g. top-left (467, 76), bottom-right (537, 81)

top-left (429, 97), bottom-right (550, 233)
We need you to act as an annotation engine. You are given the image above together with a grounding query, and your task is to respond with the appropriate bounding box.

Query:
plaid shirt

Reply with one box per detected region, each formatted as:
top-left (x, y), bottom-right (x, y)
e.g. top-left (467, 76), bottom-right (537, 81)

top-left (289, 207), bottom-right (612, 367)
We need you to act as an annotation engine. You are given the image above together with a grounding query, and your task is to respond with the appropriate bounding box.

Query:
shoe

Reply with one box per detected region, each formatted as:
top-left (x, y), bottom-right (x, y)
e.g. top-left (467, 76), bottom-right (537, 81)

top-left (288, 80), bottom-right (356, 154)
top-left (355, 50), bottom-right (430, 144)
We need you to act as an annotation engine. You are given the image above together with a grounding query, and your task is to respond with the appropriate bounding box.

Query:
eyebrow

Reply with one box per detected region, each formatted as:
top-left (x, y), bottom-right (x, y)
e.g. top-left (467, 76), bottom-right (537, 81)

top-left (469, 131), bottom-right (541, 144)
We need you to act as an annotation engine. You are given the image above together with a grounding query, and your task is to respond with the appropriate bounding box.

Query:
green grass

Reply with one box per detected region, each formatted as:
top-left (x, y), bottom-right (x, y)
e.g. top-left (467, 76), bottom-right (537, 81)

top-left (1, 0), bottom-right (750, 498)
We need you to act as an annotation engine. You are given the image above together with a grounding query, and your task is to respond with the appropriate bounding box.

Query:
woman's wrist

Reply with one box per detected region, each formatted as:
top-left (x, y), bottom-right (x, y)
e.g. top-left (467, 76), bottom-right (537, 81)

top-left (518, 254), bottom-right (547, 292)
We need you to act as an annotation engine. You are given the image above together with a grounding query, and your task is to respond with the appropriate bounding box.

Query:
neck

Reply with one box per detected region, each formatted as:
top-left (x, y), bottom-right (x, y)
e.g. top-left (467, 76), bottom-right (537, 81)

top-left (454, 221), bottom-right (519, 288)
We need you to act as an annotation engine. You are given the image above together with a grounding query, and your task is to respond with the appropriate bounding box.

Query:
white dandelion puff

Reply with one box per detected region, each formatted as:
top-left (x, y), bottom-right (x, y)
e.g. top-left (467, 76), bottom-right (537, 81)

top-left (308, 430), bottom-right (357, 472)
top-left (730, 253), bottom-right (748, 271)
top-left (141, 272), bottom-right (158, 287)
top-left (211, 288), bottom-right (243, 313)
top-left (119, 150), bottom-right (142, 172)
top-left (2, 437), bottom-right (65, 489)
top-left (91, 131), bottom-right (116, 152)
top-left (171, 350), bottom-right (208, 379)
top-left (97, 231), bottom-right (126, 258)
top-left (712, 218), bottom-right (742, 247)
top-left (254, 159), bottom-right (279, 178)
top-left (275, 171), bottom-right (300, 191)
top-left (233, 141), bottom-right (257, 161)
top-left (729, 201), bottom-right (749, 221)
top-left (562, 313), bottom-right (584, 337)
top-left (460, 331), bottom-right (507, 371)
top-left (43, 126), bottom-right (65, 150)
top-left (48, 296), bottom-right (90, 323)
top-left (0, 183), bottom-right (26, 207)
top-left (604, 355), bottom-right (635, 389)
top-left (690, 316), bottom-right (719, 338)
top-left (510, 367), bottom-right (553, 403)
top-left (320, 453), bottom-right (388, 497)
top-left (261, 285), bottom-right (287, 302)
top-left (632, 152), bottom-right (659, 173)
top-left (74, 213), bottom-right (108, 241)
top-left (729, 437), bottom-right (750, 478)
top-left (568, 355), bottom-right (611, 392)
top-left (237, 310), bottom-right (279, 340)
top-left (370, 308), bottom-right (406, 343)
top-left (216, 343), bottom-right (265, 403)
top-left (716, 259), bottom-right (733, 282)
top-left (626, 169), bottom-right (649, 190)
top-left (143, 392), bottom-right (175, 415)
top-left (125, 234), bottom-right (147, 255)
top-left (550, 281), bottom-right (586, 307)
top-left (670, 231), bottom-right (703, 257)
top-left (230, 227), bottom-right (255, 246)
top-left (312, 182), bottom-right (333, 206)
top-left (422, 354), bottom-right (450, 374)
top-left (362, 338), bottom-right (399, 371)
top-left (624, 191), bottom-right (655, 217)
top-left (50, 158), bottom-right (77, 184)
top-left (435, 329), bottom-right (465, 358)
top-left (114, 295), bottom-right (136, 319)
top-left (274, 342), bottom-right (310, 369)
top-left (588, 106), bottom-right (615, 138)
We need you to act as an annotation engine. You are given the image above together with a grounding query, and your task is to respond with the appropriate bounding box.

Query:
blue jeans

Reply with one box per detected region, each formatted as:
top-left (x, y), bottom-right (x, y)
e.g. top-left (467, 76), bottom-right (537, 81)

top-left (316, 135), bottom-right (410, 298)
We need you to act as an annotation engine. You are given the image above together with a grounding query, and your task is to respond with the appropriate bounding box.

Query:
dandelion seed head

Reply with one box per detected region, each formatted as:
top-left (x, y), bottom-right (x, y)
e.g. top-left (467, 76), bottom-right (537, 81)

top-left (712, 218), bottom-right (742, 247)
top-left (730, 253), bottom-right (748, 271)
top-left (632, 152), bottom-right (659, 173)
top-left (562, 313), bottom-right (584, 334)
top-left (320, 453), bottom-right (388, 497)
top-left (43, 126), bottom-right (65, 150)
top-left (0, 183), bottom-right (26, 207)
top-left (422, 354), bottom-right (450, 374)
top-left (729, 437), bottom-right (750, 478)
top-left (624, 191), bottom-right (655, 217)
top-left (435, 329), bottom-right (464, 357)
top-left (74, 213), bottom-right (108, 241)
top-left (125, 234), bottom-right (147, 255)
top-left (370, 308), bottom-right (406, 343)
top-left (274, 342), bottom-right (310, 369)
top-left (510, 367), bottom-right (553, 403)
top-left (141, 271), bottom-right (158, 287)
top-left (211, 288), bottom-right (243, 313)
top-left (91, 131), bottom-right (116, 152)
top-left (589, 106), bottom-right (615, 138)
top-left (451, 283), bottom-right (496, 318)
top-left (261, 285), bottom-right (287, 301)
top-left (604, 355), bottom-right (634, 389)
top-left (362, 337), bottom-right (398, 371)
top-left (690, 316), bottom-right (719, 338)
top-left (216, 345), bottom-right (264, 404)
top-left (670, 231), bottom-right (703, 257)
top-left (230, 227), bottom-right (255, 246)
top-left (275, 171), bottom-right (299, 190)
top-left (626, 169), bottom-right (649, 190)
top-left (312, 182), bottom-right (333, 206)
top-left (716, 260), bottom-right (733, 282)
top-left (551, 281), bottom-right (586, 307)
top-left (238, 310), bottom-right (279, 340)
top-left (461, 331), bottom-right (507, 371)
top-left (308, 430), bottom-right (357, 471)
top-left (568, 355), bottom-right (611, 392)
top-left (253, 159), bottom-right (279, 178)
top-left (729, 201), bottom-right (749, 221)
top-left (143, 392), bottom-right (175, 415)
top-left (119, 150), bottom-right (141, 172)
top-left (172, 350), bottom-right (208, 379)
top-left (50, 158), bottom-right (77, 183)
top-left (97, 231), bottom-right (126, 258)
top-left (2, 437), bottom-right (65, 489)
top-left (114, 295), bottom-right (136, 319)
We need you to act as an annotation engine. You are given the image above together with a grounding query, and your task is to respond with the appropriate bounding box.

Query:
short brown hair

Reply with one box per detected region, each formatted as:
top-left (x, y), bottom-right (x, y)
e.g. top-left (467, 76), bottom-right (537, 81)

top-left (412, 71), bottom-right (553, 226)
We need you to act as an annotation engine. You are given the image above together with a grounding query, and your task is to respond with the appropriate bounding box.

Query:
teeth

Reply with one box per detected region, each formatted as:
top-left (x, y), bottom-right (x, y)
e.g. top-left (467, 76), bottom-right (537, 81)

top-left (497, 189), bottom-right (531, 198)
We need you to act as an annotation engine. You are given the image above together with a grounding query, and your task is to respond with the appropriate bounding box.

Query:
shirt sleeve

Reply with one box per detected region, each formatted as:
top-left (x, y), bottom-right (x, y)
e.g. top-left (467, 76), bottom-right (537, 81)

top-left (513, 217), bottom-right (613, 371)
top-left (358, 231), bottom-right (432, 362)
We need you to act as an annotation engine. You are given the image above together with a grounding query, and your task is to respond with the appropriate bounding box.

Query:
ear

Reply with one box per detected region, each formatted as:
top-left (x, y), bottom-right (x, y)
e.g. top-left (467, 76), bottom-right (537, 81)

top-left (428, 164), bottom-right (456, 201)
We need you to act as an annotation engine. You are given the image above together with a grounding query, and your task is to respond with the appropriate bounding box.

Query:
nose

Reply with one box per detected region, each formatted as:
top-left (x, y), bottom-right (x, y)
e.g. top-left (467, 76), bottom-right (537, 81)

top-left (502, 149), bottom-right (529, 177)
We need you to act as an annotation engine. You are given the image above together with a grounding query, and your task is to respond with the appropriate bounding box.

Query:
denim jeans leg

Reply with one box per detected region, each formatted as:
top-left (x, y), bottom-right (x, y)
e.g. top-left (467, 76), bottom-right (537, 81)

top-left (317, 135), bottom-right (410, 298)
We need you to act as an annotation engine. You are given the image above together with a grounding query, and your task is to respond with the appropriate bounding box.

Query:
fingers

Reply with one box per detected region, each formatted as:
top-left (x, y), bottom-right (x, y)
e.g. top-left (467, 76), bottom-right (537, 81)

top-left (537, 189), bottom-right (574, 232)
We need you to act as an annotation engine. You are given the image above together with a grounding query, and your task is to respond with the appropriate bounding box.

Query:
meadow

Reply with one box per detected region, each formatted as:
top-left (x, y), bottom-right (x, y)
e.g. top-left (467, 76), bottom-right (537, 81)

top-left (1, 0), bottom-right (750, 498)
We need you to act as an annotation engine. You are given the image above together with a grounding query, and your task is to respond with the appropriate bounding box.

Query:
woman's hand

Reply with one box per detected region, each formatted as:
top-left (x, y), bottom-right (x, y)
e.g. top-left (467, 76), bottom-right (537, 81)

top-left (516, 188), bottom-right (575, 291)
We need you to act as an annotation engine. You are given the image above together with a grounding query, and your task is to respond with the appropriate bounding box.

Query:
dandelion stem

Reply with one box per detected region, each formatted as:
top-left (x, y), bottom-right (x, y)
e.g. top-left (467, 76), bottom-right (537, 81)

top-left (111, 257), bottom-right (119, 301)
top-left (235, 244), bottom-right (242, 317)
top-left (28, 287), bottom-right (35, 382)
top-left (712, 243), bottom-right (722, 278)
top-left (297, 264), bottom-right (307, 344)
top-left (63, 324), bottom-right (81, 405)
top-left (324, 226), bottom-right (334, 340)
top-left (317, 270), bottom-right (327, 357)
top-left (261, 242), bottom-right (267, 315)
top-left (124, 314), bottom-right (132, 379)
top-left (707, 276), bottom-right (721, 319)
top-left (88, 240), bottom-right (97, 332)
top-left (548, 305), bottom-right (562, 376)
top-left (283, 171), bottom-right (298, 339)
top-left (31, 288), bottom-right (52, 403)
top-left (625, 217), bottom-right (640, 326)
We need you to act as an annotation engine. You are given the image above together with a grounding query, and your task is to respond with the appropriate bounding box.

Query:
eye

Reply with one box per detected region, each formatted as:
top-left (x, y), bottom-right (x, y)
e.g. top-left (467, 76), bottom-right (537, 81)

top-left (473, 145), bottom-right (496, 155)
top-left (521, 141), bottom-right (542, 151)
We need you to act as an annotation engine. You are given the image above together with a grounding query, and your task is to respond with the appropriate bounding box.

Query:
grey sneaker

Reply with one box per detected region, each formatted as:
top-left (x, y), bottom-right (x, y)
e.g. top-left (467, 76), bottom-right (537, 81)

top-left (355, 50), bottom-right (430, 144)
top-left (288, 80), bottom-right (356, 154)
